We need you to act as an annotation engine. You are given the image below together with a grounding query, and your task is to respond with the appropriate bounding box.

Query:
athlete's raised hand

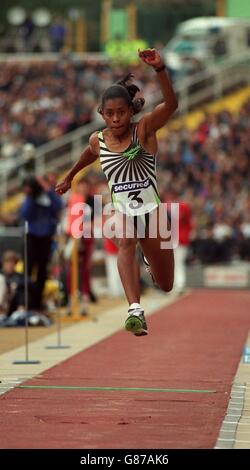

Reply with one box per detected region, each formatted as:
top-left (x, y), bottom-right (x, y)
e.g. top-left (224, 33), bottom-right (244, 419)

top-left (138, 48), bottom-right (163, 70)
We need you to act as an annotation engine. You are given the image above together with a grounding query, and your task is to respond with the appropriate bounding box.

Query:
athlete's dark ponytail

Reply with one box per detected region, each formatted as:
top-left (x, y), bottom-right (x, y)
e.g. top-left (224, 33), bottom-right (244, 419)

top-left (117, 73), bottom-right (145, 115)
top-left (98, 73), bottom-right (145, 115)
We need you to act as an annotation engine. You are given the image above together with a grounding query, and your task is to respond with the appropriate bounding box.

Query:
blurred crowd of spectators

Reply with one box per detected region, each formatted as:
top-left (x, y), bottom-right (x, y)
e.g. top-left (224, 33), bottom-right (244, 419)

top-left (0, 58), bottom-right (157, 160)
top-left (157, 101), bottom-right (250, 264)
top-left (0, 59), bottom-right (105, 156)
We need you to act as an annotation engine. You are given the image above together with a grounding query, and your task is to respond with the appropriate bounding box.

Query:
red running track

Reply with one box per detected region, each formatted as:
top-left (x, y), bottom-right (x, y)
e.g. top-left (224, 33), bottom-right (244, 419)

top-left (1, 290), bottom-right (250, 449)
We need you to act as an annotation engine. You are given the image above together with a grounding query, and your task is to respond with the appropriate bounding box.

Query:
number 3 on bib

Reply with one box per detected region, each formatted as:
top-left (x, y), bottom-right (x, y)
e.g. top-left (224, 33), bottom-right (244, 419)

top-left (128, 190), bottom-right (143, 209)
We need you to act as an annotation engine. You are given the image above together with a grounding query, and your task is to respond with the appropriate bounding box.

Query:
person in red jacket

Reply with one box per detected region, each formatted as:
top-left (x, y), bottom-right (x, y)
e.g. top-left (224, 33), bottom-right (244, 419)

top-left (66, 177), bottom-right (96, 314)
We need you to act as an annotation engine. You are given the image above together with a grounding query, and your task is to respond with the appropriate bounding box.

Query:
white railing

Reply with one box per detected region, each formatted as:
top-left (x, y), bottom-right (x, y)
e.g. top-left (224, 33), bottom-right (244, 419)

top-left (0, 51), bottom-right (250, 201)
top-left (174, 50), bottom-right (250, 113)
top-left (0, 52), bottom-right (107, 63)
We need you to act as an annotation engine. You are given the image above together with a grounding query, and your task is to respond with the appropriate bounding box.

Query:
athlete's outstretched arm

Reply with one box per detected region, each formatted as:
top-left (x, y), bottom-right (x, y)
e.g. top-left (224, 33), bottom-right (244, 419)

top-left (138, 48), bottom-right (178, 133)
top-left (55, 133), bottom-right (99, 195)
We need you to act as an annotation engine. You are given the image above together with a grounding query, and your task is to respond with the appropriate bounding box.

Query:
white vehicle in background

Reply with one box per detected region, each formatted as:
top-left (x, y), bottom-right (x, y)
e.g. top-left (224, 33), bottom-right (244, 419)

top-left (163, 16), bottom-right (250, 79)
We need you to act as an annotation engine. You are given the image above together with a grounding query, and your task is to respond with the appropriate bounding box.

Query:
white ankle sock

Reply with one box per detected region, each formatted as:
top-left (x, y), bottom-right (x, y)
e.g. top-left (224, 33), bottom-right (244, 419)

top-left (129, 303), bottom-right (141, 310)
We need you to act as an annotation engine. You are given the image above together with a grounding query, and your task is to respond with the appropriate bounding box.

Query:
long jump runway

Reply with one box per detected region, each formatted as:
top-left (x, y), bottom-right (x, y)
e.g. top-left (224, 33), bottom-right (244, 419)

top-left (0, 290), bottom-right (250, 449)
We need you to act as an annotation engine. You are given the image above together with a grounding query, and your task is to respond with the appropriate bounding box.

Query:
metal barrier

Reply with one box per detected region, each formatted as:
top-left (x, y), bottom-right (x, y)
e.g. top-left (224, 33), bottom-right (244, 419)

top-left (0, 223), bottom-right (40, 364)
top-left (12, 222), bottom-right (41, 364)
top-left (0, 223), bottom-right (72, 360)
top-left (45, 244), bottom-right (71, 350)
top-left (0, 52), bottom-right (108, 63)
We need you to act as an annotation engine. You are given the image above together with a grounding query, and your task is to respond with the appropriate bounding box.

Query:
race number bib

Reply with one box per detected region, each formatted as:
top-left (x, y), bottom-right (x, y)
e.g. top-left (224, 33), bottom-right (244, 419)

top-left (111, 177), bottom-right (159, 215)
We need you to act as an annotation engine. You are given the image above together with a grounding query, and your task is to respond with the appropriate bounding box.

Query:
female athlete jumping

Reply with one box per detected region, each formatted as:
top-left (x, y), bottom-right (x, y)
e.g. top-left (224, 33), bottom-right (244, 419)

top-left (55, 48), bottom-right (178, 336)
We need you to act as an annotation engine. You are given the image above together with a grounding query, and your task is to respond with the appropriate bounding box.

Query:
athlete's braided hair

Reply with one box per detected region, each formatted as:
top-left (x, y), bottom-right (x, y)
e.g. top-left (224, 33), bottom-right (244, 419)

top-left (98, 73), bottom-right (145, 115)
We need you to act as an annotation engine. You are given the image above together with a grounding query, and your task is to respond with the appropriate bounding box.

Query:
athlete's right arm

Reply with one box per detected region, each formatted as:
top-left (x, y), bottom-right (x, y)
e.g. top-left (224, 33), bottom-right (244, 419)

top-left (55, 133), bottom-right (99, 195)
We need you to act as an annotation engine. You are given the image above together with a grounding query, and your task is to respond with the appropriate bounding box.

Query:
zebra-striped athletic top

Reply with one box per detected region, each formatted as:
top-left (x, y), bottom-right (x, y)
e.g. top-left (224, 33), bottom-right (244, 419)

top-left (98, 124), bottom-right (161, 216)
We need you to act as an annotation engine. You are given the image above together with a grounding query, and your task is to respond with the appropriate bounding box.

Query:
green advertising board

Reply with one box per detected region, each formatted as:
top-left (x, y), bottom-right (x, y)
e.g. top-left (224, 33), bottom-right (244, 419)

top-left (110, 9), bottom-right (128, 39)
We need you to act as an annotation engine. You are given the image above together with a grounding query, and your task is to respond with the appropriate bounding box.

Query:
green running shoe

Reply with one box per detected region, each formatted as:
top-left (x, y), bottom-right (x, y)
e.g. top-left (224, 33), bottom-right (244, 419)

top-left (125, 308), bottom-right (148, 336)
